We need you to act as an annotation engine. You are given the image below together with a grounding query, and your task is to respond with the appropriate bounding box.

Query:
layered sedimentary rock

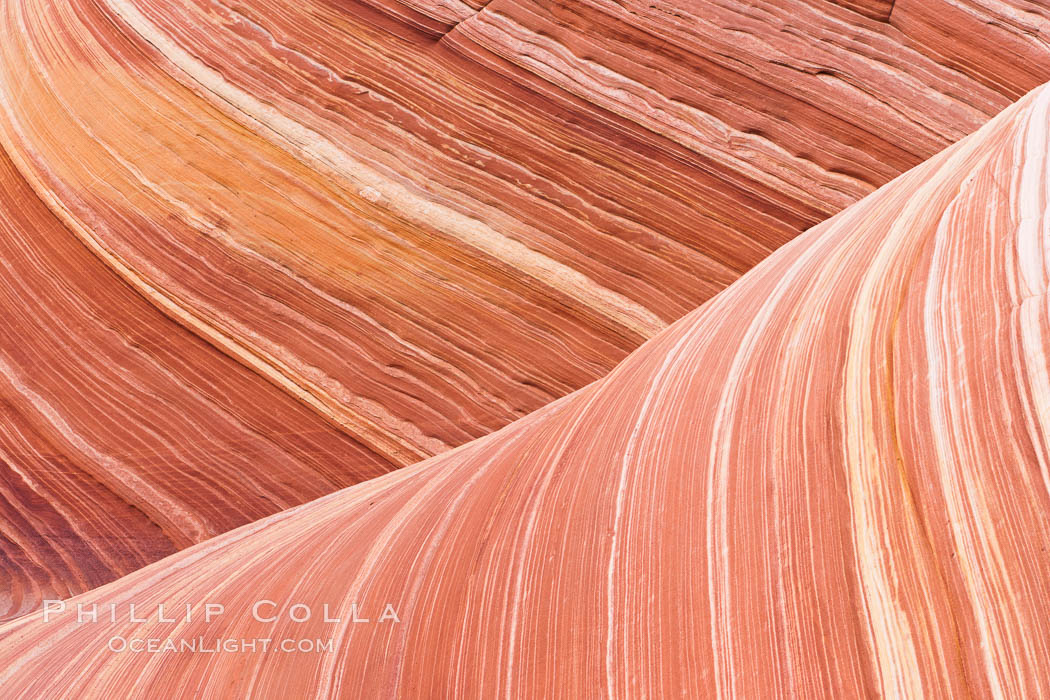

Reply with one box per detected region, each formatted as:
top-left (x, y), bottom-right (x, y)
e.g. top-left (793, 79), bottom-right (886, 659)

top-left (0, 147), bottom-right (392, 621)
top-left (362, 0), bottom-right (491, 34)
top-left (3, 78), bottom-right (1048, 698)
top-left (2, 0), bottom-right (1048, 620)
top-left (818, 0), bottom-right (894, 21)
top-left (892, 0), bottom-right (1050, 98)
top-left (445, 0), bottom-right (1005, 216)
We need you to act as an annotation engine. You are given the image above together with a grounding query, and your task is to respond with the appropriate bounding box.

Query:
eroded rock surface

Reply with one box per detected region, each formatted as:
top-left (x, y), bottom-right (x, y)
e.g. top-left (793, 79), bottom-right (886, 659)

top-left (1, 0), bottom-right (1048, 619)
top-left (3, 79), bottom-right (1049, 698)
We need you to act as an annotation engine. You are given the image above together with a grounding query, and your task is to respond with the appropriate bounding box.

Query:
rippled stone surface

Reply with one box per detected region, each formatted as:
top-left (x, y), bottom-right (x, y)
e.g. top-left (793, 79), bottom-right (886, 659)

top-left (0, 0), bottom-right (1047, 622)
top-left (2, 75), bottom-right (1049, 698)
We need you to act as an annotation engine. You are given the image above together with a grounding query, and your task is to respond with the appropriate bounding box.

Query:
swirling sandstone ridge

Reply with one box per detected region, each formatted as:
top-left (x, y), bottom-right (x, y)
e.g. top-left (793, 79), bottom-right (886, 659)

top-left (3, 72), bottom-right (1050, 697)
top-left (1, 0), bottom-right (1048, 622)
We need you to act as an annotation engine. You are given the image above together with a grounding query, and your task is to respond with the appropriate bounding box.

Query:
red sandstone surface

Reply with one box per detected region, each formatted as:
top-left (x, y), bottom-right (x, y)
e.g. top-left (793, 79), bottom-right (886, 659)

top-left (1, 0), bottom-right (1047, 620)
top-left (1, 0), bottom-right (1049, 694)
top-left (2, 76), bottom-right (1050, 697)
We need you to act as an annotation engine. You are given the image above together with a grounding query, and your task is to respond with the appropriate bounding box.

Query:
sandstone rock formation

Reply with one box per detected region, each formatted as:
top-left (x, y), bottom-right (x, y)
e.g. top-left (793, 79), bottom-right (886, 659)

top-left (2, 0), bottom-right (1048, 622)
top-left (0, 147), bottom-right (392, 620)
top-left (2, 74), bottom-right (1048, 698)
top-left (892, 0), bottom-right (1050, 98)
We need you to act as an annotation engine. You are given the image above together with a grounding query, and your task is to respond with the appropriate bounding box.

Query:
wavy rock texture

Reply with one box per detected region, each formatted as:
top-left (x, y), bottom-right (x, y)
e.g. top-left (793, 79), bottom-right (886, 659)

top-left (0, 148), bottom-right (392, 621)
top-left (818, 0), bottom-right (895, 21)
top-left (2, 76), bottom-right (1049, 698)
top-left (362, 0), bottom-right (491, 34)
top-left (445, 0), bottom-right (1005, 215)
top-left (892, 0), bottom-right (1050, 98)
top-left (1, 0), bottom-right (1047, 619)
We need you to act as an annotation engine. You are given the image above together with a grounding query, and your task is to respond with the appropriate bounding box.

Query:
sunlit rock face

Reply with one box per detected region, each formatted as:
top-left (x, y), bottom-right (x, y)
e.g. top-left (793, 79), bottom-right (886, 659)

top-left (2, 70), bottom-right (1049, 698)
top-left (0, 0), bottom-right (1046, 630)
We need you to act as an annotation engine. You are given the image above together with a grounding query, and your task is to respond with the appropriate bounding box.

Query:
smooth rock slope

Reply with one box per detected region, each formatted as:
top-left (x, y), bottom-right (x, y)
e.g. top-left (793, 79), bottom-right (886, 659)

top-left (2, 77), bottom-right (1048, 699)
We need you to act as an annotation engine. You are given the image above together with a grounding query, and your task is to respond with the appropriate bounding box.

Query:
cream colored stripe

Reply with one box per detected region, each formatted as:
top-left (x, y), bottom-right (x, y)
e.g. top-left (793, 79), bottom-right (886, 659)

top-left (838, 128), bottom-right (995, 697)
top-left (103, 0), bottom-right (666, 341)
top-left (0, 30), bottom-right (430, 469)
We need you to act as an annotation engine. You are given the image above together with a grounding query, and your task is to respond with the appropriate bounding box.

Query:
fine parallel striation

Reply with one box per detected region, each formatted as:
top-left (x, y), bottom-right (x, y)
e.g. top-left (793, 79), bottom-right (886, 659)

top-left (358, 0), bottom-right (492, 35)
top-left (0, 0), bottom-right (1046, 620)
top-left (1, 78), bottom-right (1048, 698)
top-left (817, 0), bottom-right (895, 21)
top-left (445, 0), bottom-right (1005, 216)
top-left (892, 0), bottom-right (1050, 99)
top-left (0, 146), bottom-right (392, 621)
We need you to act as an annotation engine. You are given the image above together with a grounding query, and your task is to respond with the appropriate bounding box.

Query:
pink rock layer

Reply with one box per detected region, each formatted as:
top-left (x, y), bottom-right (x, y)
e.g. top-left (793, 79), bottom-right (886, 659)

top-left (1, 0), bottom-right (1047, 619)
top-left (2, 77), bottom-right (1048, 699)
